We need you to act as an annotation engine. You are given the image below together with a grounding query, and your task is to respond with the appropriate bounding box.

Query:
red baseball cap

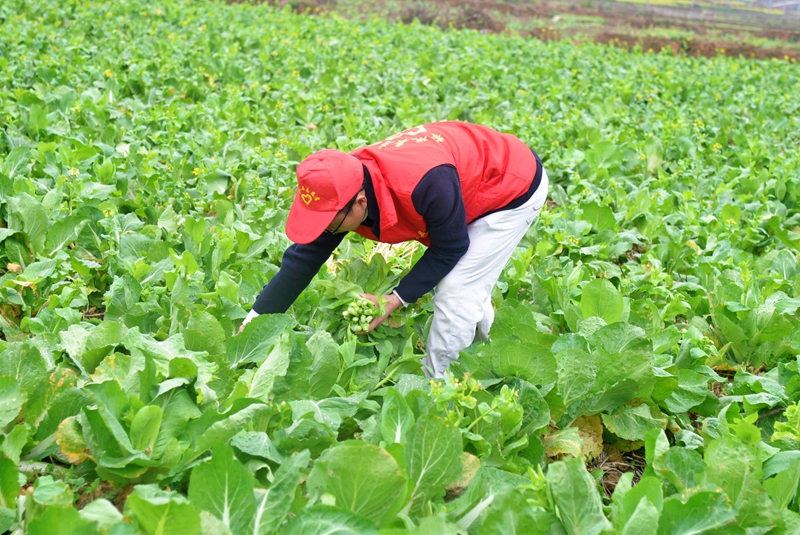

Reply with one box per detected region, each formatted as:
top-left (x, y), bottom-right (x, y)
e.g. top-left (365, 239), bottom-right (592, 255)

top-left (285, 149), bottom-right (363, 244)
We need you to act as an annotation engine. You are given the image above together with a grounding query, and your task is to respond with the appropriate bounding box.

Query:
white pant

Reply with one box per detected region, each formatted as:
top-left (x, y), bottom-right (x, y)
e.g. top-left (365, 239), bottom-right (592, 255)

top-left (421, 170), bottom-right (549, 378)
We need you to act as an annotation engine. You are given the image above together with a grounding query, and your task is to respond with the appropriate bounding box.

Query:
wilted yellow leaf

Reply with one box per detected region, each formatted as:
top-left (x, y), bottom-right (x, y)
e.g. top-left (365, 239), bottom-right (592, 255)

top-left (57, 416), bottom-right (89, 465)
top-left (446, 452), bottom-right (482, 498)
top-left (544, 426), bottom-right (583, 460)
top-left (573, 414), bottom-right (604, 461)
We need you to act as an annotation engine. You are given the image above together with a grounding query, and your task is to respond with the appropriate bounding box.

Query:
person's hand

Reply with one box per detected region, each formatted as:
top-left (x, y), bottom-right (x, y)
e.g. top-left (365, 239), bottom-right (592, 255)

top-left (236, 309), bottom-right (260, 336)
top-left (358, 293), bottom-right (403, 333)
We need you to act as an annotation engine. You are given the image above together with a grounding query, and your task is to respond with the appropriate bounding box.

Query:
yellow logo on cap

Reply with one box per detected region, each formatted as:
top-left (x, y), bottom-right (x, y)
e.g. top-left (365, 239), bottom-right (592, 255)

top-left (299, 185), bottom-right (320, 205)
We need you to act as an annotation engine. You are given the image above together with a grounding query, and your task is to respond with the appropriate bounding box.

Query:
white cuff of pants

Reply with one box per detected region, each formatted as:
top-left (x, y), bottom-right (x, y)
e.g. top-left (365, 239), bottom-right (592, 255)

top-left (242, 308), bottom-right (260, 326)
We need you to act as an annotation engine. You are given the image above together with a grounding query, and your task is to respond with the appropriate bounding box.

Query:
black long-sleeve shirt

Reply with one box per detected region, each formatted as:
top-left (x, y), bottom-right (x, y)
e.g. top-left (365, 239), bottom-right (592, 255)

top-left (252, 152), bottom-right (542, 314)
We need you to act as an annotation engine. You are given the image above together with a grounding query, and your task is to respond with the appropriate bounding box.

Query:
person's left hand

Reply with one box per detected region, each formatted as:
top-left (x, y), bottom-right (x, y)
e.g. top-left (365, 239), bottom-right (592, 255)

top-left (358, 293), bottom-right (403, 333)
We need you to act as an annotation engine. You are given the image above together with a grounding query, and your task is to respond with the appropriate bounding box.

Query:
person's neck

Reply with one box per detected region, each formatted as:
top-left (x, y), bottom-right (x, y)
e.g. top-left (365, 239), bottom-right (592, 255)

top-left (361, 165), bottom-right (380, 237)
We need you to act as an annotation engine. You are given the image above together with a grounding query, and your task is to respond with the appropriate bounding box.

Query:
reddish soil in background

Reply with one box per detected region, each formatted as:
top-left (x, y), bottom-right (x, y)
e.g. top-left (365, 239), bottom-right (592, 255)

top-left (246, 0), bottom-right (800, 61)
top-left (589, 32), bottom-right (800, 60)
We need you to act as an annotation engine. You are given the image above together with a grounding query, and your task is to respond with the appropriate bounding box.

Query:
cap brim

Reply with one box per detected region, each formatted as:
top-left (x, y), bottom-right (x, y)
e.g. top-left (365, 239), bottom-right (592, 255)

top-left (285, 203), bottom-right (339, 244)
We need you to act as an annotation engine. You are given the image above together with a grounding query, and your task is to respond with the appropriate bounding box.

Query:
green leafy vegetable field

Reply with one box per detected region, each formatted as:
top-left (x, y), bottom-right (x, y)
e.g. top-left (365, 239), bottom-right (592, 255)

top-left (1, 0), bottom-right (799, 533)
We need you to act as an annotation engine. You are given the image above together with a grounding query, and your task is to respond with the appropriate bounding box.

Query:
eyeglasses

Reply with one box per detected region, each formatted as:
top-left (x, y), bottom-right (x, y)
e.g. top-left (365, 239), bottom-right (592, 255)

top-left (324, 195), bottom-right (357, 235)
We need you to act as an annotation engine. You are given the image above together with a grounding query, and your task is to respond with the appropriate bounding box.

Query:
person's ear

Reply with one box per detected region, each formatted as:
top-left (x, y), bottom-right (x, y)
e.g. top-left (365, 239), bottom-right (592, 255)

top-left (356, 190), bottom-right (368, 208)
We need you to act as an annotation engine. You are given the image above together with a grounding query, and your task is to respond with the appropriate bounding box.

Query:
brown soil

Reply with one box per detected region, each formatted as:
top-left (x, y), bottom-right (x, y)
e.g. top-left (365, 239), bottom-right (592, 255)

top-left (75, 482), bottom-right (135, 513)
top-left (255, 0), bottom-right (800, 61)
top-left (75, 481), bottom-right (136, 513)
top-left (626, 243), bottom-right (647, 262)
top-left (591, 31), bottom-right (800, 60)
top-left (76, 481), bottom-right (115, 510)
top-left (111, 485), bottom-right (136, 512)
top-left (590, 447), bottom-right (647, 496)
top-left (756, 28), bottom-right (800, 42)
top-left (82, 306), bottom-right (106, 320)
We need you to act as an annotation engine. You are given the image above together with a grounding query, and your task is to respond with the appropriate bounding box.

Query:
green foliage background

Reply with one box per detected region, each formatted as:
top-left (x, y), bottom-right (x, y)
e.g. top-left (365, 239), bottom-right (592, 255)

top-left (1, 0), bottom-right (800, 533)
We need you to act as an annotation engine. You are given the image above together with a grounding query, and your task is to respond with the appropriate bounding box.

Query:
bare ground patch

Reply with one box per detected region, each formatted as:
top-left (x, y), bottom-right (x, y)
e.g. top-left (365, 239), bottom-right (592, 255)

top-left (247, 0), bottom-right (800, 61)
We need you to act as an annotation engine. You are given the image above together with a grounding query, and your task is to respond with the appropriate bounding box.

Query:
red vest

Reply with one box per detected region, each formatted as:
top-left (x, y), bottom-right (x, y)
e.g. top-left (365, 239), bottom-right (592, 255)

top-left (350, 122), bottom-right (537, 246)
